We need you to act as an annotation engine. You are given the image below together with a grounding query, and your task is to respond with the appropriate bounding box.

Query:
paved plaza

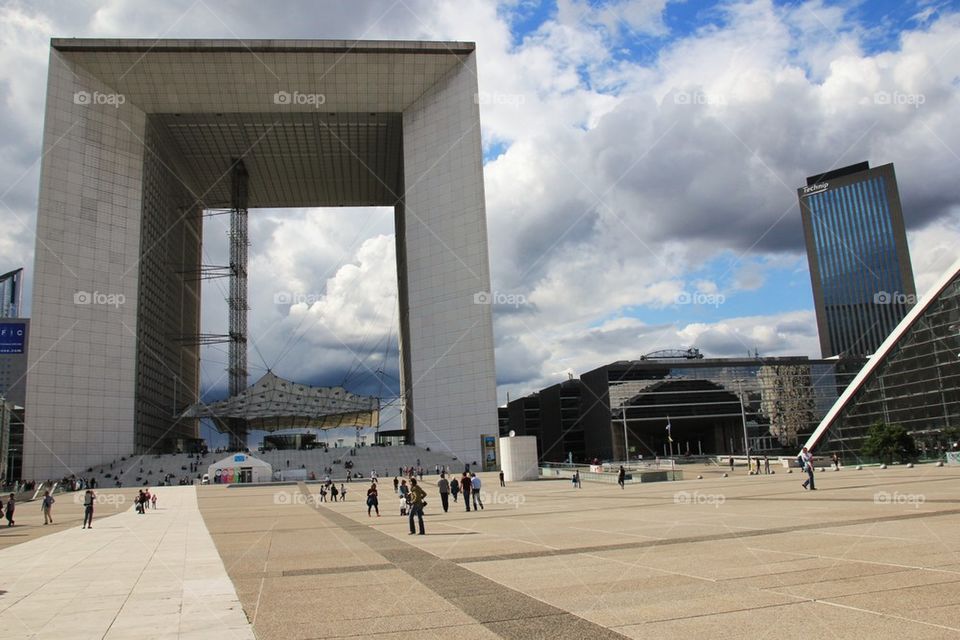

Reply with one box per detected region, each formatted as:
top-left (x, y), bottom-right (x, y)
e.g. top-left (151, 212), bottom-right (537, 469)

top-left (0, 486), bottom-right (253, 639)
top-left (1, 465), bottom-right (959, 639)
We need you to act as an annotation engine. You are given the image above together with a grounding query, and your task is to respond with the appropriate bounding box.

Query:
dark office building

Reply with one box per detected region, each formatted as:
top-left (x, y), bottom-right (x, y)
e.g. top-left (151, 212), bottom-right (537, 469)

top-left (506, 379), bottom-right (588, 462)
top-left (799, 161), bottom-right (916, 357)
top-left (0, 318), bottom-right (29, 407)
top-left (506, 352), bottom-right (861, 463)
top-left (497, 406), bottom-right (510, 436)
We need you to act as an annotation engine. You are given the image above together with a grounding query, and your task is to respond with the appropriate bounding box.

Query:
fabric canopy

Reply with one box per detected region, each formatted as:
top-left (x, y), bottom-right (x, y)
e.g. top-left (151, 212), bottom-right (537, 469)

top-left (181, 371), bottom-right (380, 432)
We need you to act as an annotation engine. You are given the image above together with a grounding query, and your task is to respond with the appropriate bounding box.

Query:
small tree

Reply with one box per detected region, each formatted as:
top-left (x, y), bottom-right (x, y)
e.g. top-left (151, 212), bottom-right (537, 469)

top-left (861, 421), bottom-right (919, 464)
top-left (941, 426), bottom-right (960, 450)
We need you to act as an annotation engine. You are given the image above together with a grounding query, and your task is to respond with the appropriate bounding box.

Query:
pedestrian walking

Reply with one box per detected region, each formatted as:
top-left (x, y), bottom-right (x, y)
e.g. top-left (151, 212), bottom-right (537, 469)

top-left (832, 452), bottom-right (840, 471)
top-left (407, 478), bottom-right (426, 535)
top-left (41, 490), bottom-right (55, 525)
top-left (340, 484), bottom-right (347, 501)
top-left (470, 473), bottom-right (484, 510)
top-left (763, 456), bottom-right (770, 475)
top-left (617, 466), bottom-right (625, 489)
top-left (393, 476), bottom-right (400, 494)
top-left (437, 473), bottom-right (450, 513)
top-left (573, 470), bottom-right (582, 488)
top-left (151, 493), bottom-right (157, 509)
top-left (450, 474), bottom-right (459, 502)
top-left (499, 470), bottom-right (505, 487)
top-left (82, 490), bottom-right (95, 528)
top-left (5, 493), bottom-right (15, 526)
top-left (800, 447), bottom-right (816, 491)
top-left (729, 456), bottom-right (734, 471)
top-left (461, 473), bottom-right (472, 512)
top-left (366, 482), bottom-right (380, 517)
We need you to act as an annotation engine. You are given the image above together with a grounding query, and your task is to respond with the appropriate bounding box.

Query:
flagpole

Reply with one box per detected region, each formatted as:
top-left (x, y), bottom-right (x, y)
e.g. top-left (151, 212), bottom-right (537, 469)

top-left (621, 407), bottom-right (629, 464)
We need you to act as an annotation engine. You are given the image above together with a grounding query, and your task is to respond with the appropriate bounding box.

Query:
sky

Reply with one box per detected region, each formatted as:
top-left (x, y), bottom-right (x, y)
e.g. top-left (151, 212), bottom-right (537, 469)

top-left (1, 0), bottom-right (959, 444)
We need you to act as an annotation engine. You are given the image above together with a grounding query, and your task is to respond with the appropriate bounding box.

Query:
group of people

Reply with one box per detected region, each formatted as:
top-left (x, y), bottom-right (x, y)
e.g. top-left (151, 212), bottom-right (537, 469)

top-left (318, 482), bottom-right (347, 502)
top-left (360, 466), bottom-right (503, 536)
top-left (136, 489), bottom-right (157, 513)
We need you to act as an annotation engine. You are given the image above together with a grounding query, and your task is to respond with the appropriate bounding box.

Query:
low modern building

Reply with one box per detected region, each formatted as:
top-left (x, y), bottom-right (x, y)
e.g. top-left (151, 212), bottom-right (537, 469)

top-left (506, 350), bottom-right (862, 462)
top-left (805, 259), bottom-right (960, 456)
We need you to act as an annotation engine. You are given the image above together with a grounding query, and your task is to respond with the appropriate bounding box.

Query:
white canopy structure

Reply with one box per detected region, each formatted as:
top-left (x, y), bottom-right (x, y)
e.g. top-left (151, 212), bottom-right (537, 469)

top-left (182, 371), bottom-right (380, 432)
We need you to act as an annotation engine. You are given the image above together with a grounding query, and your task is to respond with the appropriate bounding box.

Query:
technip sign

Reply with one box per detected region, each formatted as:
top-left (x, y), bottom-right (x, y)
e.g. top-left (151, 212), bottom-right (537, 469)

top-left (802, 182), bottom-right (829, 197)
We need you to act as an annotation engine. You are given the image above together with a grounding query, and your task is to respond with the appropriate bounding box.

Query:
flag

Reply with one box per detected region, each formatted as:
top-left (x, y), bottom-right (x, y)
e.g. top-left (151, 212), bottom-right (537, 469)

top-left (666, 419), bottom-right (673, 443)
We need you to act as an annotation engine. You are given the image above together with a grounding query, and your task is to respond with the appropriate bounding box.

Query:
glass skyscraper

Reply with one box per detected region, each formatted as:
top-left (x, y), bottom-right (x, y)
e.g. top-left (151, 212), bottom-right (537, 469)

top-left (798, 162), bottom-right (916, 357)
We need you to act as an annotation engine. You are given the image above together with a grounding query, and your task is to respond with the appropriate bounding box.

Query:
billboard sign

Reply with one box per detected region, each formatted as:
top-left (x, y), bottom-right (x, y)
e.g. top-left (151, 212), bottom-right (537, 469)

top-left (481, 434), bottom-right (498, 471)
top-left (0, 322), bottom-right (26, 354)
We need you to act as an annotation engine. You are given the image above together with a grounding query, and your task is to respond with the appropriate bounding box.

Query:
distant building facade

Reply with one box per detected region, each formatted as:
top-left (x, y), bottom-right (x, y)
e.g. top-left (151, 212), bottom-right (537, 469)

top-left (506, 354), bottom-right (861, 462)
top-left (799, 162), bottom-right (916, 357)
top-left (0, 269), bottom-right (24, 318)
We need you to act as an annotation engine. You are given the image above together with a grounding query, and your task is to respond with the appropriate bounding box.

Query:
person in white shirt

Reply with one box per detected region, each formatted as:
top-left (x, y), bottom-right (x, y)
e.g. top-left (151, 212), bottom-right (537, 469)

top-left (470, 473), bottom-right (484, 510)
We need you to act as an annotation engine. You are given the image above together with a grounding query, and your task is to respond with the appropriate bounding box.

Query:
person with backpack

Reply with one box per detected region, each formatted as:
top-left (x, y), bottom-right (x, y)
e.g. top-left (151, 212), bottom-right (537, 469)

top-left (41, 490), bottom-right (55, 525)
top-left (330, 484), bottom-right (339, 501)
top-left (407, 478), bottom-right (427, 535)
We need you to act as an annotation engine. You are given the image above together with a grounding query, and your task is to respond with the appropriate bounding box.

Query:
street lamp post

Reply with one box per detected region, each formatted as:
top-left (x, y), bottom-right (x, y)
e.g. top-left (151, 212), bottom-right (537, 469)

top-left (735, 379), bottom-right (749, 463)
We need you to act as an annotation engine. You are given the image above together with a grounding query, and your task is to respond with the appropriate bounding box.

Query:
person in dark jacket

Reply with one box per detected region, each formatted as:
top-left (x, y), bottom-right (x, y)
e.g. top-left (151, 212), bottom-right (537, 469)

top-left (5, 493), bottom-right (15, 526)
top-left (460, 473), bottom-right (472, 512)
top-left (437, 474), bottom-right (450, 513)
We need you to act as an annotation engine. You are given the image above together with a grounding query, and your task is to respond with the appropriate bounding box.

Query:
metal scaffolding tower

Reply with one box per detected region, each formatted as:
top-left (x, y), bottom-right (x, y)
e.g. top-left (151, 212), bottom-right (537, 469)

top-left (228, 160), bottom-right (249, 449)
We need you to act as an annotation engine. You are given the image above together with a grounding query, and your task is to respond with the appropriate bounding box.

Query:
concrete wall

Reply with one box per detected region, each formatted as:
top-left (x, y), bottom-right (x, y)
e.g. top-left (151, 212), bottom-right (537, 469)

top-left (500, 436), bottom-right (539, 482)
top-left (25, 48), bottom-right (146, 480)
top-left (400, 52), bottom-right (498, 463)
